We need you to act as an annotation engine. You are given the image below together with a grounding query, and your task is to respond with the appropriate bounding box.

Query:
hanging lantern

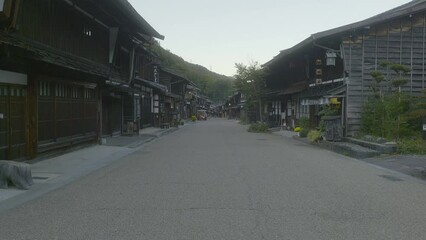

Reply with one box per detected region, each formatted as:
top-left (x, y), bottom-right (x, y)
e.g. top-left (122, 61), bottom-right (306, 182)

top-left (315, 59), bottom-right (322, 85)
top-left (326, 51), bottom-right (337, 66)
top-left (315, 59), bottom-right (322, 66)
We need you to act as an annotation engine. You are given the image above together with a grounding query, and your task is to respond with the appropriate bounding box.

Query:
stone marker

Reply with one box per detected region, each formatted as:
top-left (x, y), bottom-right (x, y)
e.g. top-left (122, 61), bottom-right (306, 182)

top-left (0, 161), bottom-right (34, 190)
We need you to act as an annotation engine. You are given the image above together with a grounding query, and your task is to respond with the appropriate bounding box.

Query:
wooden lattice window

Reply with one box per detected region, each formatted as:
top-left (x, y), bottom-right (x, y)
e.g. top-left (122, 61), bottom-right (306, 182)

top-left (55, 84), bottom-right (67, 98)
top-left (84, 88), bottom-right (95, 99)
top-left (39, 81), bottom-right (51, 97)
top-left (71, 86), bottom-right (82, 99)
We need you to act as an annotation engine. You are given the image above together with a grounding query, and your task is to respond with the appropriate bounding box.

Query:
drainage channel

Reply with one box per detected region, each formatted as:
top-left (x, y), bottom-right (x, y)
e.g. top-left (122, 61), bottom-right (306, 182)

top-left (32, 173), bottom-right (60, 183)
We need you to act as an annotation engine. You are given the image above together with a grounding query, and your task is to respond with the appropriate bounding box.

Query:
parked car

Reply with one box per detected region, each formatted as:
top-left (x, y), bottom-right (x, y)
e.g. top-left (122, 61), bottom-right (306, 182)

top-left (197, 110), bottom-right (207, 120)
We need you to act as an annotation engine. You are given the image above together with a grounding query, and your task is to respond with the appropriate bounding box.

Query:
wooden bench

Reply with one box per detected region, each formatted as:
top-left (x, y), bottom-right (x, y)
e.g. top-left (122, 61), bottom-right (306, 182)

top-left (160, 123), bottom-right (170, 129)
top-left (0, 161), bottom-right (33, 190)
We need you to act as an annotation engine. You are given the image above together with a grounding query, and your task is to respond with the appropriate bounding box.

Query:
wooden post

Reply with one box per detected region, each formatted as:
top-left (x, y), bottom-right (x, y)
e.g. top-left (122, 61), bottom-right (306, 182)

top-left (98, 86), bottom-right (102, 143)
top-left (27, 75), bottom-right (37, 159)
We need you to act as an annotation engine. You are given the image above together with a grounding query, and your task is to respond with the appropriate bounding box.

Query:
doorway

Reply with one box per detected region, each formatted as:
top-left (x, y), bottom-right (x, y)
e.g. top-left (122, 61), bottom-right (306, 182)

top-left (0, 84), bottom-right (27, 160)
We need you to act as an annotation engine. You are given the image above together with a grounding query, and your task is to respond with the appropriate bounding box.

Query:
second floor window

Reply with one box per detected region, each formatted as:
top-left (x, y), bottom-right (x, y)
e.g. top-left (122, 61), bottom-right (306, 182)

top-left (83, 26), bottom-right (93, 37)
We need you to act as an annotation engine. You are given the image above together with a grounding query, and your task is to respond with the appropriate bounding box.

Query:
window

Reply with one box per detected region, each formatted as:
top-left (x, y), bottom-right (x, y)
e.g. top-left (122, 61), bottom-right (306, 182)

top-left (71, 87), bottom-right (82, 99)
top-left (55, 84), bottom-right (67, 98)
top-left (84, 88), bottom-right (95, 99)
top-left (83, 26), bottom-right (93, 37)
top-left (39, 81), bottom-right (51, 97)
top-left (0, 86), bottom-right (4, 96)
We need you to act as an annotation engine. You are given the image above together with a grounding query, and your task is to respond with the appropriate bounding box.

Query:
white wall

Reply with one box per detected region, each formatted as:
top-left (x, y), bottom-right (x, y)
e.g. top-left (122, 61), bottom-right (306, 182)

top-left (0, 69), bottom-right (27, 85)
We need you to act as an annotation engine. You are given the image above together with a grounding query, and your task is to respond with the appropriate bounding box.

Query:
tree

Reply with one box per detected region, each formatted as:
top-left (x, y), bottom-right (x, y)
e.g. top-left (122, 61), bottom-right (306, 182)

top-left (234, 62), bottom-right (266, 122)
top-left (361, 61), bottom-right (411, 139)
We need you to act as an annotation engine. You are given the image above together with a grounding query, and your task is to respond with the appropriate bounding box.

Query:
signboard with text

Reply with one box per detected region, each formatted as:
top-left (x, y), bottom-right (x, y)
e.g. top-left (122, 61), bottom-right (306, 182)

top-left (153, 65), bottom-right (159, 83)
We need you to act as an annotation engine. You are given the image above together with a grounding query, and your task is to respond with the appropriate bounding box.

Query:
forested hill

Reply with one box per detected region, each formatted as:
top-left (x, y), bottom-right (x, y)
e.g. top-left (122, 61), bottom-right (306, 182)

top-left (150, 42), bottom-right (234, 104)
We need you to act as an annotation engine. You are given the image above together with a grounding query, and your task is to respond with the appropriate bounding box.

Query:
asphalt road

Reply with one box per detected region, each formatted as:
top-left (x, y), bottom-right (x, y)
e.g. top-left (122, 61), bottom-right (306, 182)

top-left (1, 118), bottom-right (426, 239)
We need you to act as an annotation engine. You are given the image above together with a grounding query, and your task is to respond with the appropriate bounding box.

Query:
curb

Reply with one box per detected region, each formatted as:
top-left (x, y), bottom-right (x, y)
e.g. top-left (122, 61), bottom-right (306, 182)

top-left (289, 135), bottom-right (426, 182)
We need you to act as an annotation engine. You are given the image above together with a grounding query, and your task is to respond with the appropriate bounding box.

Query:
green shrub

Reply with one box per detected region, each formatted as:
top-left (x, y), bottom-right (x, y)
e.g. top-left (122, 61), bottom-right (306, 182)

top-left (300, 128), bottom-right (309, 138)
top-left (297, 117), bottom-right (311, 138)
top-left (319, 105), bottom-right (339, 133)
top-left (294, 127), bottom-right (302, 132)
top-left (191, 115), bottom-right (197, 122)
top-left (307, 130), bottom-right (322, 143)
top-left (397, 137), bottom-right (426, 154)
top-left (298, 117), bottom-right (311, 129)
top-left (239, 120), bottom-right (249, 125)
top-left (239, 112), bottom-right (249, 125)
top-left (248, 122), bottom-right (270, 133)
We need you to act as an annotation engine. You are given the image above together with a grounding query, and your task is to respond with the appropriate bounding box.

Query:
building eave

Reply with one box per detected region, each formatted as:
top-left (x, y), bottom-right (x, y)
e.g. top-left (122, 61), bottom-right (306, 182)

top-left (264, 0), bottom-right (426, 67)
top-left (114, 0), bottom-right (165, 40)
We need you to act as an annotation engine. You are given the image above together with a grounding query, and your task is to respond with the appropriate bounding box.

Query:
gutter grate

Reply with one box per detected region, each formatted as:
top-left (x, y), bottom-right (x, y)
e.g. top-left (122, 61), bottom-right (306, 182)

top-left (379, 175), bottom-right (403, 182)
top-left (32, 176), bottom-right (49, 180)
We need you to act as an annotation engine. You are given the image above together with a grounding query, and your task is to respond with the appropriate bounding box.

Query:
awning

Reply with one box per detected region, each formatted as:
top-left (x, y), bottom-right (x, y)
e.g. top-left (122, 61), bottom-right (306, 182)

top-left (267, 81), bottom-right (308, 97)
top-left (278, 83), bottom-right (308, 96)
top-left (301, 89), bottom-right (345, 106)
top-left (187, 84), bottom-right (200, 91)
top-left (104, 80), bottom-right (140, 94)
top-left (134, 77), bottom-right (168, 92)
top-left (301, 98), bottom-right (330, 106)
top-left (325, 84), bottom-right (347, 96)
top-left (166, 92), bottom-right (182, 100)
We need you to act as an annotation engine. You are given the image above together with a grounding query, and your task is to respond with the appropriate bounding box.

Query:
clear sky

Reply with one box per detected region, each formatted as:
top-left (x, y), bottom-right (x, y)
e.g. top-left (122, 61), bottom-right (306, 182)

top-left (129, 0), bottom-right (411, 77)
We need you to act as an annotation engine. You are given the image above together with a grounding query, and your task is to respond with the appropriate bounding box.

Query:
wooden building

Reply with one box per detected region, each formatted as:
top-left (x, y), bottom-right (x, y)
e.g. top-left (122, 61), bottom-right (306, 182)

top-left (155, 68), bottom-right (186, 127)
top-left (184, 82), bottom-right (201, 119)
top-left (264, 1), bottom-right (426, 136)
top-left (197, 95), bottom-right (212, 111)
top-left (0, 0), bottom-right (163, 160)
top-left (132, 47), bottom-right (163, 129)
top-left (133, 72), bottom-right (165, 129)
top-left (226, 92), bottom-right (244, 120)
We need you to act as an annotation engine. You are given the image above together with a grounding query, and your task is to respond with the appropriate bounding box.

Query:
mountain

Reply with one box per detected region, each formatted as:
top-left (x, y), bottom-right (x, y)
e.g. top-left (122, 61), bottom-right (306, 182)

top-left (149, 42), bottom-right (234, 104)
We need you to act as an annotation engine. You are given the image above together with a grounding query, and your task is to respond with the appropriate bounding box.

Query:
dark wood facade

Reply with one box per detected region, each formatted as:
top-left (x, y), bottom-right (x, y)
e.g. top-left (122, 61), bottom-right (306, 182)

top-left (0, 82), bottom-right (27, 160)
top-left (19, 0), bottom-right (109, 65)
top-left (159, 68), bottom-right (187, 127)
top-left (36, 76), bottom-right (98, 153)
top-left (226, 92), bottom-right (243, 120)
top-left (265, 44), bottom-right (344, 129)
top-left (0, 0), bottom-right (163, 160)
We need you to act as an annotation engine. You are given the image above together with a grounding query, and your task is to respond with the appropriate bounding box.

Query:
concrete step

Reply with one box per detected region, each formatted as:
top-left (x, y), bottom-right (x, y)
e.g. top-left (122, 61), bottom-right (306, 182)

top-left (344, 137), bottom-right (396, 154)
top-left (320, 141), bottom-right (381, 159)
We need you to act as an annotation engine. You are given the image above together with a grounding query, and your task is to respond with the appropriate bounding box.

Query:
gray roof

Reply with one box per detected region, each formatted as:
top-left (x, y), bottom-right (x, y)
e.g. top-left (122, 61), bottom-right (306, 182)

top-left (161, 68), bottom-right (190, 81)
top-left (115, 0), bottom-right (165, 40)
top-left (312, 0), bottom-right (426, 39)
top-left (264, 0), bottom-right (426, 67)
top-left (160, 67), bottom-right (200, 89)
